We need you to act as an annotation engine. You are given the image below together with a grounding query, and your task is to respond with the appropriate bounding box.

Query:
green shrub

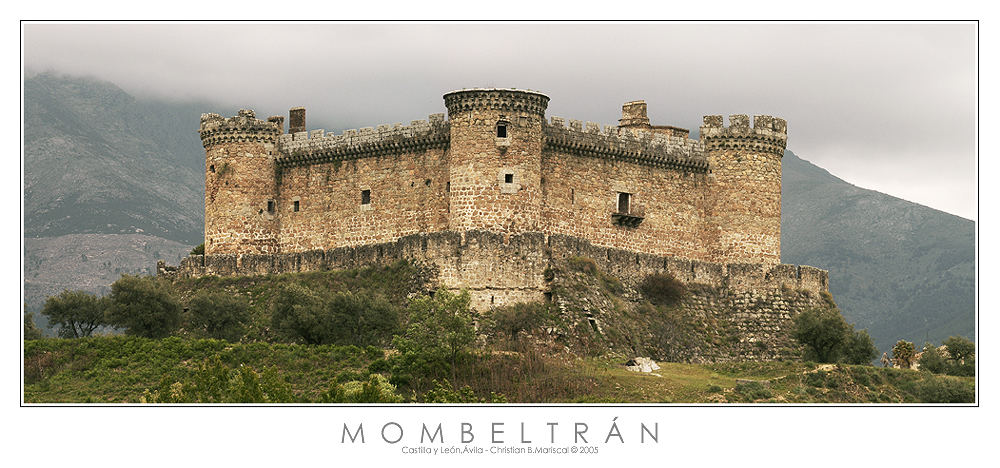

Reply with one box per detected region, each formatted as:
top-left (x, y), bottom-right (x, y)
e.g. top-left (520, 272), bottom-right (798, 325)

top-left (892, 340), bottom-right (916, 369)
top-left (187, 290), bottom-right (249, 342)
top-left (913, 376), bottom-right (974, 403)
top-left (143, 356), bottom-right (294, 403)
top-left (24, 311), bottom-right (43, 340)
top-left (420, 379), bottom-right (507, 403)
top-left (318, 374), bottom-right (403, 403)
top-left (793, 307), bottom-right (851, 363)
top-left (487, 302), bottom-right (550, 341)
top-left (325, 292), bottom-right (400, 347)
top-left (107, 275), bottom-right (182, 338)
top-left (918, 343), bottom-right (947, 374)
top-left (566, 256), bottom-right (597, 274)
top-left (190, 243), bottom-right (205, 256)
top-left (41, 290), bottom-right (109, 338)
top-left (943, 336), bottom-right (974, 363)
top-left (391, 289), bottom-right (476, 388)
top-left (843, 329), bottom-right (878, 365)
top-left (270, 284), bottom-right (400, 346)
top-left (639, 273), bottom-right (687, 306)
top-left (731, 381), bottom-right (772, 402)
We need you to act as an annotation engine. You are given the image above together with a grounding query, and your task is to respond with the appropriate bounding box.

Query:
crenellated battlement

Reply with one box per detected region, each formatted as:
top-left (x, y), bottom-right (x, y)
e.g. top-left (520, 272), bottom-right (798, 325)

top-left (199, 109), bottom-right (281, 148)
top-left (543, 116), bottom-right (709, 172)
top-left (699, 114), bottom-right (787, 156)
top-left (274, 113), bottom-right (450, 168)
top-left (443, 88), bottom-right (549, 117)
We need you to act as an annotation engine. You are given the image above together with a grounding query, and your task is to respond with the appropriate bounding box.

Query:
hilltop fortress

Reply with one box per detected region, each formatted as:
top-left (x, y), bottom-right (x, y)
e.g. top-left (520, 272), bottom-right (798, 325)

top-left (161, 88), bottom-right (830, 359)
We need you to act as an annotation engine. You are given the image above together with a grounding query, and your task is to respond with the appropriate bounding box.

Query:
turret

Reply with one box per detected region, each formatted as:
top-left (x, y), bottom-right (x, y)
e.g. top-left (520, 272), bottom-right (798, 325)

top-left (199, 109), bottom-right (281, 255)
top-left (700, 114), bottom-right (787, 264)
top-left (443, 88), bottom-right (549, 234)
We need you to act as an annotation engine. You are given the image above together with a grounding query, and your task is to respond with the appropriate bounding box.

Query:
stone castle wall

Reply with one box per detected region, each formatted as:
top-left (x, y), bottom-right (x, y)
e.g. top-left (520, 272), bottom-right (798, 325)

top-left (540, 116), bottom-right (714, 261)
top-left (164, 230), bottom-right (827, 312)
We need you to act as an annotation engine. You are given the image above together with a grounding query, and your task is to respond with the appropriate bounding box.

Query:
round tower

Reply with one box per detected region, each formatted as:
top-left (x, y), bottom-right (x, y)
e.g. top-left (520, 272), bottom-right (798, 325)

top-left (199, 109), bottom-right (281, 255)
top-left (443, 88), bottom-right (549, 235)
top-left (700, 114), bottom-right (787, 265)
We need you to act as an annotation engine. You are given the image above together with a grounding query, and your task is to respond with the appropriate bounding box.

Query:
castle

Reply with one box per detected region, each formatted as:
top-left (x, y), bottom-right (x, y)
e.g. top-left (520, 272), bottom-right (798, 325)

top-left (166, 88), bottom-right (826, 321)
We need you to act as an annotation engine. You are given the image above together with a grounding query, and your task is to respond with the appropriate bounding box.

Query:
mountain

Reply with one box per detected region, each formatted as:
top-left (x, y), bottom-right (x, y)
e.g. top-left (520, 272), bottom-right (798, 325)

top-left (781, 150), bottom-right (975, 353)
top-left (24, 72), bottom-right (206, 243)
top-left (22, 73), bottom-right (976, 352)
top-left (23, 73), bottom-right (210, 317)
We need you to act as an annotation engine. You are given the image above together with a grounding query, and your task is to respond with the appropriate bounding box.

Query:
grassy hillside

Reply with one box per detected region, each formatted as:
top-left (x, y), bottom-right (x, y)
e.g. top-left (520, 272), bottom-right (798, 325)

top-left (23, 336), bottom-right (974, 403)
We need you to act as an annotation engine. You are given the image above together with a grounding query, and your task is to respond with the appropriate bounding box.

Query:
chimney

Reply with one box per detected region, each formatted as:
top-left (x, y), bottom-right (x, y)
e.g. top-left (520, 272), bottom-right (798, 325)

top-left (289, 107), bottom-right (306, 134)
top-left (619, 100), bottom-right (650, 128)
top-left (267, 115), bottom-right (285, 133)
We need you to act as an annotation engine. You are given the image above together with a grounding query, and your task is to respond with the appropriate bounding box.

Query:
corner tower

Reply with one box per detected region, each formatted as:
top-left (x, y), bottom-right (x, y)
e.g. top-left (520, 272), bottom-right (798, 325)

top-left (199, 109), bottom-right (281, 255)
top-left (443, 89), bottom-right (549, 235)
top-left (700, 114), bottom-right (787, 265)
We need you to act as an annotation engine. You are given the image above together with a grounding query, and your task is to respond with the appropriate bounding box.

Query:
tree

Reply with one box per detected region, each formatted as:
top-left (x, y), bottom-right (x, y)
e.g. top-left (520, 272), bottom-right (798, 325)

top-left (892, 340), bottom-right (916, 369)
top-left (24, 311), bottom-right (43, 340)
top-left (190, 243), bottom-right (205, 255)
top-left (107, 275), bottom-right (182, 338)
top-left (943, 336), bottom-right (975, 377)
top-left (326, 292), bottom-right (400, 347)
top-left (488, 302), bottom-right (549, 342)
top-left (187, 290), bottom-right (250, 341)
top-left (943, 336), bottom-right (974, 363)
top-left (793, 307), bottom-right (851, 363)
top-left (392, 288), bottom-right (476, 386)
top-left (918, 343), bottom-right (947, 374)
top-left (41, 290), bottom-right (108, 338)
top-left (270, 283), bottom-right (328, 345)
top-left (843, 329), bottom-right (879, 365)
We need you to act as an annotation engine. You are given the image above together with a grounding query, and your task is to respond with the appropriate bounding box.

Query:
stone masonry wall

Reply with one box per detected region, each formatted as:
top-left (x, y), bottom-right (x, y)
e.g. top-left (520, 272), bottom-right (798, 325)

top-left (540, 116), bottom-right (713, 260)
top-left (700, 114), bottom-right (787, 265)
top-left (275, 148), bottom-right (450, 251)
top-left (166, 230), bottom-right (827, 310)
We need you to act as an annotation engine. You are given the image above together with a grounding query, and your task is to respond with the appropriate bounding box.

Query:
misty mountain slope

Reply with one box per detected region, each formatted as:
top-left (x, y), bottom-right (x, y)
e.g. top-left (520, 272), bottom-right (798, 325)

top-left (24, 73), bottom-right (207, 243)
top-left (781, 150), bottom-right (975, 352)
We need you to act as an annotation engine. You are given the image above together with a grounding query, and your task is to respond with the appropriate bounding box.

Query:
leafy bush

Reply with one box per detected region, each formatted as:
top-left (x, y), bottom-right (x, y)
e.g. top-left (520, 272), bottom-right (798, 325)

top-left (190, 243), bottom-right (205, 256)
top-left (270, 284), bottom-right (400, 346)
top-left (391, 289), bottom-right (476, 388)
top-left (918, 343), bottom-right (947, 374)
top-left (41, 290), bottom-right (108, 338)
top-left (913, 376), bottom-right (974, 403)
top-left (24, 311), bottom-right (44, 340)
top-left (318, 374), bottom-right (403, 403)
top-left (943, 336), bottom-right (974, 363)
top-left (143, 356), bottom-right (294, 403)
top-left (107, 275), bottom-right (182, 338)
top-left (843, 329), bottom-right (878, 365)
top-left (892, 340), bottom-right (916, 369)
top-left (487, 302), bottom-right (550, 341)
top-left (421, 379), bottom-right (507, 403)
top-left (731, 381), bottom-right (772, 402)
top-left (187, 290), bottom-right (250, 341)
top-left (566, 256), bottom-right (597, 274)
top-left (324, 292), bottom-right (400, 347)
top-left (639, 273), bottom-right (687, 306)
top-left (793, 307), bottom-right (851, 363)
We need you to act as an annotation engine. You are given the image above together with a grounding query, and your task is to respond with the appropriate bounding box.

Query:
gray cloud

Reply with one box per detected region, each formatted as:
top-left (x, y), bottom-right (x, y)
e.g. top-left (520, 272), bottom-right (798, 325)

top-left (23, 23), bottom-right (976, 219)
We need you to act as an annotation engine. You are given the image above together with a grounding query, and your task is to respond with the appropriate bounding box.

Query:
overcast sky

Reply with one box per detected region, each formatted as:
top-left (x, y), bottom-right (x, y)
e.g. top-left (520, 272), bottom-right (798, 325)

top-left (23, 23), bottom-right (977, 220)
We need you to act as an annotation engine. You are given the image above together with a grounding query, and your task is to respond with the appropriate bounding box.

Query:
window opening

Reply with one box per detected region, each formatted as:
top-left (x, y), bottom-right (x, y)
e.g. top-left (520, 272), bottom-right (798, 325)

top-left (504, 173), bottom-right (514, 184)
top-left (293, 200), bottom-right (300, 212)
top-left (361, 189), bottom-right (371, 205)
top-left (617, 192), bottom-right (630, 213)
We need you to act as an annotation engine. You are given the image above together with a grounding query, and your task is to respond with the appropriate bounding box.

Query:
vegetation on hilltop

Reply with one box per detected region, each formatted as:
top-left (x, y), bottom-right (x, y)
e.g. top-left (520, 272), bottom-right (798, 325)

top-left (23, 259), bottom-right (973, 404)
